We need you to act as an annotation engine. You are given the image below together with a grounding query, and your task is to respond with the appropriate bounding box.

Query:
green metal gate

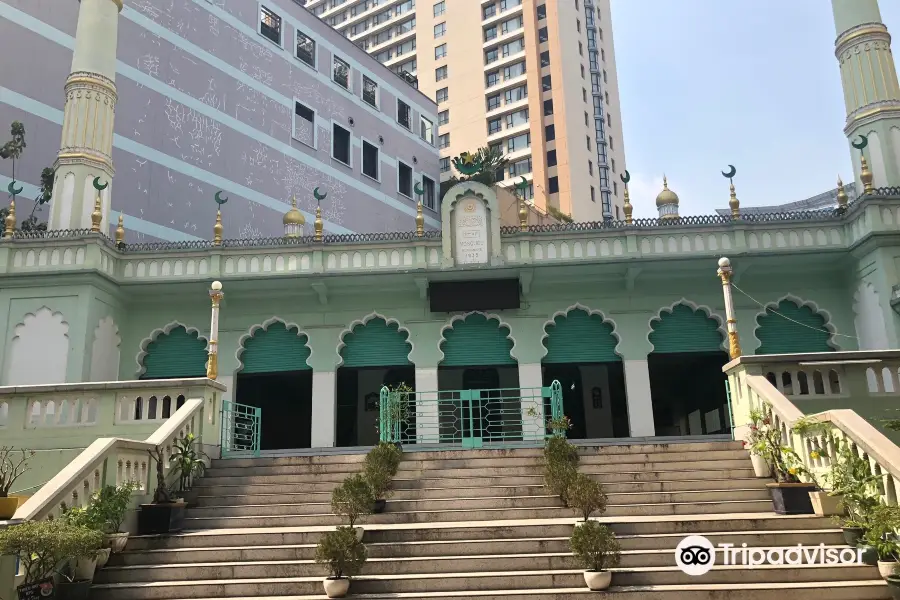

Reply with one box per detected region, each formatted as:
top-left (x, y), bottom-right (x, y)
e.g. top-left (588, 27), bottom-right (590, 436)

top-left (141, 326), bottom-right (208, 379)
top-left (221, 400), bottom-right (261, 458)
top-left (756, 300), bottom-right (834, 354)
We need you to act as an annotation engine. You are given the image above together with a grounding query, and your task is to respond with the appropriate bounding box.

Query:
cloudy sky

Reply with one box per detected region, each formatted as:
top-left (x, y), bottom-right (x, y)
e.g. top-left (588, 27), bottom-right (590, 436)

top-left (611, 0), bottom-right (900, 217)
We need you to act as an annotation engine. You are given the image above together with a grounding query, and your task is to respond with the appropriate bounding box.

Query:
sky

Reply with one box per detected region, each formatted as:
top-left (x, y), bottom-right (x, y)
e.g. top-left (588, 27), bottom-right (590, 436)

top-left (610, 0), bottom-right (900, 218)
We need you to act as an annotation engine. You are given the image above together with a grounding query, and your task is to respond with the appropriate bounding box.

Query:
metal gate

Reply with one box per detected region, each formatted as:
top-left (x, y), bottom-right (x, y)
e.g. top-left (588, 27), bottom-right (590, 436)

top-left (221, 400), bottom-right (261, 458)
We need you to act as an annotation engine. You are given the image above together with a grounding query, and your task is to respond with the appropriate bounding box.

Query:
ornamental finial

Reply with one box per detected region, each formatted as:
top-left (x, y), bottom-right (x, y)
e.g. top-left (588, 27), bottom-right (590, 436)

top-left (3, 196), bottom-right (15, 237)
top-left (213, 209), bottom-right (223, 246)
top-left (836, 176), bottom-right (849, 210)
top-left (91, 190), bottom-right (103, 233)
top-left (415, 201), bottom-right (424, 236)
top-left (115, 214), bottom-right (125, 247)
top-left (314, 205), bottom-right (323, 242)
top-left (860, 155), bottom-right (874, 194)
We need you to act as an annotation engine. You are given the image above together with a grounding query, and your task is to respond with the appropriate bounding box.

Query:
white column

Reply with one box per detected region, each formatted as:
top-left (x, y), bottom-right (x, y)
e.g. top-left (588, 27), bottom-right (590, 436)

top-left (518, 363), bottom-right (544, 443)
top-left (623, 359), bottom-right (655, 437)
top-left (415, 367), bottom-right (439, 445)
top-left (311, 370), bottom-right (336, 448)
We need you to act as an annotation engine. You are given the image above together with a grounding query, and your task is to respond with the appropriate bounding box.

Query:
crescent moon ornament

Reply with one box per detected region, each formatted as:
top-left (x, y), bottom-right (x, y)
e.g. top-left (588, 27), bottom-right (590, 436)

top-left (7, 181), bottom-right (22, 196)
top-left (721, 165), bottom-right (737, 179)
top-left (214, 191), bottom-right (228, 205)
top-left (414, 182), bottom-right (424, 196)
top-left (313, 187), bottom-right (327, 201)
top-left (852, 135), bottom-right (869, 150)
top-left (92, 177), bottom-right (108, 191)
top-left (517, 176), bottom-right (529, 190)
top-left (620, 170), bottom-right (631, 185)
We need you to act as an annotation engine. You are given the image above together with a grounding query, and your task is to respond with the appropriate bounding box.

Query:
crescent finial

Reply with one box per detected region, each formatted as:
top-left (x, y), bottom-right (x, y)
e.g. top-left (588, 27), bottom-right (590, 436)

top-left (214, 191), bottom-right (228, 205)
top-left (313, 187), bottom-right (327, 201)
top-left (721, 164), bottom-right (737, 179)
top-left (92, 177), bottom-right (108, 191)
top-left (851, 135), bottom-right (869, 150)
top-left (7, 181), bottom-right (23, 196)
top-left (516, 176), bottom-right (529, 190)
top-left (620, 170), bottom-right (631, 185)
top-left (414, 181), bottom-right (424, 196)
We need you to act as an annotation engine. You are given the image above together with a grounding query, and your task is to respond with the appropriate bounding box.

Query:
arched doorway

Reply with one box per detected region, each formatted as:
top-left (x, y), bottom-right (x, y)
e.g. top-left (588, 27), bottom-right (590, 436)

top-left (648, 304), bottom-right (729, 437)
top-left (756, 300), bottom-right (834, 354)
top-left (542, 308), bottom-right (629, 439)
top-left (236, 321), bottom-right (313, 450)
top-left (335, 317), bottom-right (414, 447)
top-left (140, 325), bottom-right (207, 380)
top-left (439, 313), bottom-right (518, 446)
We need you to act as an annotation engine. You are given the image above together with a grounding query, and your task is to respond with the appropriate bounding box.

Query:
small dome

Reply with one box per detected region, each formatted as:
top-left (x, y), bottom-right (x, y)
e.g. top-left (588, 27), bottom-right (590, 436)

top-left (283, 197), bottom-right (305, 226)
top-left (655, 176), bottom-right (679, 207)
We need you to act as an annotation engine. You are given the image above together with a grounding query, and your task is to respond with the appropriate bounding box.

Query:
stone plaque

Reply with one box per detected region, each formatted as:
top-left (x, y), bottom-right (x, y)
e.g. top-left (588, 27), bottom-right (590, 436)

top-left (454, 198), bottom-right (488, 265)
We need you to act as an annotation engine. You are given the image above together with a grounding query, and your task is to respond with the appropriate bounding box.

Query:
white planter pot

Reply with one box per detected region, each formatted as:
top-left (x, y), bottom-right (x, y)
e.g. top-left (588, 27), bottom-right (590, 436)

top-left (878, 560), bottom-right (898, 579)
top-left (95, 547), bottom-right (111, 569)
top-left (809, 491), bottom-right (844, 517)
top-left (106, 532), bottom-right (129, 553)
top-left (323, 577), bottom-right (351, 598)
top-left (354, 526), bottom-right (364, 542)
top-left (750, 454), bottom-right (770, 478)
top-left (583, 570), bottom-right (612, 591)
top-left (73, 556), bottom-right (97, 581)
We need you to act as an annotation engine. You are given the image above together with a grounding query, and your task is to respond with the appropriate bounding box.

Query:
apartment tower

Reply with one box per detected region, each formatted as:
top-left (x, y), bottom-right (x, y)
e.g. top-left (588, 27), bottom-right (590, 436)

top-left (303, 0), bottom-right (628, 222)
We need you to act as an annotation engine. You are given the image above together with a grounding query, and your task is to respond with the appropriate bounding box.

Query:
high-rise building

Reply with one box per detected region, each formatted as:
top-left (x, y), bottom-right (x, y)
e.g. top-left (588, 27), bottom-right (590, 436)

top-left (304, 0), bottom-right (628, 222)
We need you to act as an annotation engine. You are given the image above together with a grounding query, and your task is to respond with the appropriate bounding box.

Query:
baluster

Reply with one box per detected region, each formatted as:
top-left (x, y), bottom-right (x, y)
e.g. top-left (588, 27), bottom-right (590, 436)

top-left (888, 475), bottom-right (899, 507)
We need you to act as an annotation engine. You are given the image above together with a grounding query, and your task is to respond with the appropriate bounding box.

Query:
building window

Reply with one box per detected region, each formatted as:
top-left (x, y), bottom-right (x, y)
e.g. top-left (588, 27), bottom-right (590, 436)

top-left (487, 94), bottom-right (501, 111)
top-left (421, 116), bottom-right (435, 144)
top-left (613, 180), bottom-right (618, 196)
top-left (362, 140), bottom-right (379, 180)
top-left (577, 19), bottom-right (581, 33)
top-left (603, 69), bottom-right (608, 83)
top-left (538, 26), bottom-right (548, 43)
top-left (440, 157), bottom-right (450, 173)
top-left (605, 91), bottom-right (609, 104)
top-left (505, 85), bottom-right (527, 104)
top-left (296, 31), bottom-right (315, 67)
top-left (332, 123), bottom-right (351, 166)
top-left (607, 113), bottom-right (612, 127)
top-left (542, 75), bottom-right (552, 91)
top-left (438, 133), bottom-right (450, 149)
top-left (611, 158), bottom-right (616, 173)
top-left (587, 136), bottom-right (591, 151)
top-left (580, 64), bottom-right (585, 78)
top-left (547, 150), bottom-right (557, 167)
top-left (583, 88), bottom-right (587, 102)
top-left (436, 87), bottom-right (449, 104)
top-left (591, 186), bottom-right (596, 203)
top-left (545, 124), bottom-right (555, 140)
top-left (260, 6), bottom-right (282, 46)
top-left (609, 135), bottom-right (614, 150)
top-left (483, 3), bottom-right (496, 18)
top-left (488, 118), bottom-right (502, 135)
top-left (435, 43), bottom-right (447, 59)
top-left (293, 101), bottom-right (315, 148)
top-left (434, 22), bottom-right (446, 38)
top-left (616, 205), bottom-right (621, 220)
top-left (536, 4), bottom-right (546, 19)
top-left (578, 41), bottom-right (583, 55)
top-left (504, 61), bottom-right (526, 80)
top-left (601, 48), bottom-right (606, 61)
top-left (508, 157), bottom-right (532, 177)
top-left (397, 100), bottom-right (411, 129)
top-left (540, 50), bottom-right (550, 67)
top-left (506, 108), bottom-right (528, 128)
top-left (362, 76), bottom-right (378, 107)
top-left (588, 160), bottom-right (593, 175)
top-left (484, 26), bottom-right (497, 41)
top-left (548, 176), bottom-right (559, 194)
top-left (485, 48), bottom-right (499, 63)
top-left (398, 161), bottom-right (413, 197)
top-left (543, 99), bottom-right (553, 115)
top-left (433, 1), bottom-right (445, 16)
top-left (333, 56), bottom-right (350, 89)
top-left (438, 109), bottom-right (449, 125)
top-left (486, 71), bottom-right (500, 87)
top-left (422, 175), bottom-right (436, 209)
top-left (507, 132), bottom-right (530, 152)
top-left (584, 111), bottom-right (589, 126)
top-left (436, 65), bottom-right (448, 81)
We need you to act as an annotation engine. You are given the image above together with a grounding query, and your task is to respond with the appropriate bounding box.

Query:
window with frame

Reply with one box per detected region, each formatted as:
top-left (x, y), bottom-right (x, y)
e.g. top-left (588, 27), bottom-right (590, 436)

top-left (582, 88), bottom-right (587, 102)
top-left (546, 150), bottom-right (557, 167)
top-left (545, 124), bottom-right (555, 140)
top-left (538, 26), bottom-right (548, 43)
top-left (540, 50), bottom-right (550, 67)
top-left (502, 16), bottom-right (523, 34)
top-left (398, 162), bottom-right (413, 197)
top-left (434, 22), bottom-right (446, 38)
top-left (548, 176), bottom-right (559, 194)
top-left (542, 74), bottom-right (551, 91)
top-left (436, 87), bottom-right (449, 103)
top-left (505, 85), bottom-right (526, 104)
top-left (578, 41), bottom-right (583, 55)
top-left (580, 64), bottom-right (585, 78)
top-left (440, 157), bottom-right (451, 173)
top-left (362, 76), bottom-right (378, 107)
top-left (421, 116), bottom-right (434, 144)
top-left (438, 110), bottom-right (449, 125)
top-left (436, 65), bottom-right (448, 81)
top-left (332, 123), bottom-right (351, 166)
top-left (488, 118), bottom-right (502, 135)
top-left (422, 175), bottom-right (436, 209)
top-left (333, 56), bottom-right (350, 89)
top-left (362, 140), bottom-right (379, 180)
top-left (584, 111), bottom-right (589, 126)
top-left (613, 181), bottom-right (618, 196)
top-left (609, 135), bottom-right (614, 150)
top-left (397, 100), bottom-right (411, 129)
top-left (296, 31), bottom-right (316, 67)
top-left (293, 101), bottom-right (315, 147)
top-left (611, 158), bottom-right (616, 173)
top-left (504, 61), bottom-right (525, 80)
top-left (507, 132), bottom-right (530, 152)
top-left (502, 38), bottom-right (525, 57)
top-left (484, 26), bottom-right (497, 41)
top-left (438, 133), bottom-right (450, 149)
top-left (536, 4), bottom-right (546, 19)
top-left (483, 3), bottom-right (496, 18)
top-left (588, 160), bottom-right (593, 175)
top-left (543, 99), bottom-right (553, 115)
top-left (260, 6), bottom-right (282, 45)
top-left (485, 48), bottom-right (499, 64)
top-left (435, 43), bottom-right (447, 59)
top-left (586, 136), bottom-right (591, 151)
top-left (607, 113), bottom-right (612, 127)
top-left (506, 108), bottom-right (528, 128)
top-left (487, 94), bottom-right (501, 111)
top-left (500, 0), bottom-right (522, 10)
top-left (433, 1), bottom-right (445, 16)
top-left (508, 157), bottom-right (532, 177)
top-left (486, 71), bottom-right (500, 87)
top-left (591, 186), bottom-right (596, 203)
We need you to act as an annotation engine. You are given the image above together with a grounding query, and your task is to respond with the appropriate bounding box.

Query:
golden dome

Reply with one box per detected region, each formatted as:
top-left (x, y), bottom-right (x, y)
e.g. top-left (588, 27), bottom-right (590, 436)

top-left (655, 176), bottom-right (679, 207)
top-left (283, 196), bottom-right (305, 226)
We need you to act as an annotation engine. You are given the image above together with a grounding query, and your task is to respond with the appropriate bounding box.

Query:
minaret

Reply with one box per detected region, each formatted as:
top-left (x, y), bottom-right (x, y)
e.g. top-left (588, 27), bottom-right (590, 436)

top-left (50, 0), bottom-right (121, 231)
top-left (832, 0), bottom-right (900, 189)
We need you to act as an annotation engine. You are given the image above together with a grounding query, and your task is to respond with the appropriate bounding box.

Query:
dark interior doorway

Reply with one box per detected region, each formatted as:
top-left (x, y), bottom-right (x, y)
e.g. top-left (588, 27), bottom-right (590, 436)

top-left (542, 363), bottom-right (629, 439)
top-left (648, 352), bottom-right (730, 436)
top-left (235, 371), bottom-right (313, 450)
top-left (335, 366), bottom-right (415, 447)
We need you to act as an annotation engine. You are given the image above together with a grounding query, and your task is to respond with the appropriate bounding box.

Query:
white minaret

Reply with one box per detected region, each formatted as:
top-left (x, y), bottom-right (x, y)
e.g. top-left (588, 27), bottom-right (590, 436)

top-left (50, 0), bottom-right (121, 232)
top-left (832, 0), bottom-right (900, 190)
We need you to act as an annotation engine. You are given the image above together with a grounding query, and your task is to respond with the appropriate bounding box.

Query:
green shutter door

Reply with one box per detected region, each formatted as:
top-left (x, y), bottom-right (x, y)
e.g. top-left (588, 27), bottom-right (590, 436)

top-left (650, 304), bottom-right (724, 354)
top-left (756, 301), bottom-right (834, 354)
top-left (543, 309), bottom-right (619, 364)
top-left (441, 314), bottom-right (516, 367)
top-left (142, 326), bottom-right (208, 379)
top-left (341, 318), bottom-right (412, 368)
top-left (241, 322), bottom-right (312, 373)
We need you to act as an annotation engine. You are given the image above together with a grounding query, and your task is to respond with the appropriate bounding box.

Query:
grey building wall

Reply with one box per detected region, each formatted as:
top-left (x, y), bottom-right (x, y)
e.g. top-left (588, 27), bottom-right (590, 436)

top-left (0, 0), bottom-right (440, 242)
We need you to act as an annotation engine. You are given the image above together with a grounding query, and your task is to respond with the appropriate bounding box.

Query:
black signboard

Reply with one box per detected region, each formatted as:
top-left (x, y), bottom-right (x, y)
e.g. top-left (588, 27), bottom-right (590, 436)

top-left (17, 577), bottom-right (55, 599)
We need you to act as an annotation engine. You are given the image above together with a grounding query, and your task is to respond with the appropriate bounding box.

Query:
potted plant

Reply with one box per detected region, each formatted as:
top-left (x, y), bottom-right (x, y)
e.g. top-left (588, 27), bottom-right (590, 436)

top-left (547, 414), bottom-right (573, 437)
top-left (62, 505), bottom-right (109, 569)
top-left (91, 481), bottom-right (141, 553)
top-left (744, 410), bottom-right (773, 478)
top-left (364, 442), bottom-right (402, 513)
top-left (169, 433), bottom-right (208, 498)
top-left (886, 565), bottom-right (900, 600)
top-left (0, 519), bottom-right (103, 599)
top-left (826, 438), bottom-right (881, 545)
top-left (570, 520), bottom-right (620, 591)
top-left (567, 473), bottom-right (608, 522)
top-left (331, 474), bottom-right (374, 541)
top-left (315, 526), bottom-right (368, 598)
top-left (749, 408), bottom-right (816, 514)
top-left (862, 503), bottom-right (900, 578)
top-left (137, 445), bottom-right (186, 535)
top-left (542, 431), bottom-right (579, 507)
top-left (0, 446), bottom-right (35, 519)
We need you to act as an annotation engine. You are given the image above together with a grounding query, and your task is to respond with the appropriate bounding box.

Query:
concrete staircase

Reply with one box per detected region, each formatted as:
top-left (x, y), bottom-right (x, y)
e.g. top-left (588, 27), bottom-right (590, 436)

top-left (92, 440), bottom-right (890, 599)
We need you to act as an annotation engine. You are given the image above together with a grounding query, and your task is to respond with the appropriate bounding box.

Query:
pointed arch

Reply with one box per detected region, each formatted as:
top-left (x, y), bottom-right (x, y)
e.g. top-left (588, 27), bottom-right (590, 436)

top-left (138, 324), bottom-right (208, 379)
top-left (754, 295), bottom-right (837, 354)
top-left (337, 313), bottom-right (413, 368)
top-left (439, 312), bottom-right (516, 367)
top-left (6, 307), bottom-right (70, 385)
top-left (648, 300), bottom-right (726, 354)
top-left (236, 317), bottom-right (311, 374)
top-left (541, 304), bottom-right (621, 363)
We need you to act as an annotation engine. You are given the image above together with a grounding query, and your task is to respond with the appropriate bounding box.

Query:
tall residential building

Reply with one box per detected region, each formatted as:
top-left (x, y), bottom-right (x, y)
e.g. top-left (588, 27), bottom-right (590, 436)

top-left (304, 0), bottom-right (628, 222)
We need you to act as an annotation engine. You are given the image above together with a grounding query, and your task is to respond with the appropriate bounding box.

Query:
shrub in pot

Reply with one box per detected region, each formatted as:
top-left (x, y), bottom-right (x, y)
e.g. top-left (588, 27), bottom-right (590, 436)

top-left (824, 438), bottom-right (881, 543)
top-left (89, 481), bottom-right (141, 553)
top-left (570, 520), bottom-right (620, 591)
top-left (315, 526), bottom-right (368, 598)
top-left (364, 442), bottom-right (402, 513)
top-left (137, 445), bottom-right (186, 535)
top-left (542, 434), bottom-right (579, 507)
top-left (62, 505), bottom-right (109, 569)
top-left (567, 473), bottom-right (608, 522)
top-left (862, 503), bottom-right (900, 578)
top-left (0, 446), bottom-right (35, 519)
top-left (169, 433), bottom-right (209, 499)
top-left (332, 474), bottom-right (374, 540)
top-left (748, 408), bottom-right (815, 514)
top-left (743, 411), bottom-right (773, 479)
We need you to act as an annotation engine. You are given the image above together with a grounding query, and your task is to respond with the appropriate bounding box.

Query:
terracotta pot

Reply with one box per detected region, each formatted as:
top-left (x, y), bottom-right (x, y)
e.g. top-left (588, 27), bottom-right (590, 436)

top-left (809, 491), bottom-right (844, 517)
top-left (323, 577), bottom-right (351, 598)
top-left (859, 545), bottom-right (878, 565)
top-left (750, 454), bottom-right (770, 478)
top-left (879, 560), bottom-right (899, 579)
top-left (766, 482), bottom-right (816, 515)
top-left (583, 570), bottom-right (612, 591)
top-left (106, 532), bottom-right (129, 553)
top-left (95, 547), bottom-right (111, 569)
top-left (0, 496), bottom-right (19, 520)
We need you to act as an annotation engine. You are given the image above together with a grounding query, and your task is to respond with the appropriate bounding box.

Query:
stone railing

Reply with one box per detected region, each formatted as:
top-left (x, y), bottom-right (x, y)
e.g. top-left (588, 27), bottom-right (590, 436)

top-left (726, 351), bottom-right (900, 506)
